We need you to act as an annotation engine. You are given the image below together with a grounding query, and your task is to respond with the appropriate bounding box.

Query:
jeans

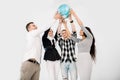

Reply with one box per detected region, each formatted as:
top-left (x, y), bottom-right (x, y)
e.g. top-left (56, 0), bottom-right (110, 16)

top-left (60, 61), bottom-right (77, 80)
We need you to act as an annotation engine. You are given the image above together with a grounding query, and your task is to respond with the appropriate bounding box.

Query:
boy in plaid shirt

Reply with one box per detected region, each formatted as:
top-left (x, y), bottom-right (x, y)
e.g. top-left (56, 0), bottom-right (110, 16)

top-left (55, 13), bottom-right (77, 80)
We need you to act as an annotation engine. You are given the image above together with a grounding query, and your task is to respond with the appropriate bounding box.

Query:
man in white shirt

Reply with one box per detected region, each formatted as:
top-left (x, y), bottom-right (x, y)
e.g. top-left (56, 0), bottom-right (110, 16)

top-left (20, 22), bottom-right (50, 80)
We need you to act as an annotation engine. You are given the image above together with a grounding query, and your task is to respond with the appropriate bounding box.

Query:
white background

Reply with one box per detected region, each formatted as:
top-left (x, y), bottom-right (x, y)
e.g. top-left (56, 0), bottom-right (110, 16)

top-left (0, 0), bottom-right (120, 80)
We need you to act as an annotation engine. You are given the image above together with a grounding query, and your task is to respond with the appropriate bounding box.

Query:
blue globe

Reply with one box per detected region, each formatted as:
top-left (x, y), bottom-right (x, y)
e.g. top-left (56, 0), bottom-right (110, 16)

top-left (58, 4), bottom-right (70, 18)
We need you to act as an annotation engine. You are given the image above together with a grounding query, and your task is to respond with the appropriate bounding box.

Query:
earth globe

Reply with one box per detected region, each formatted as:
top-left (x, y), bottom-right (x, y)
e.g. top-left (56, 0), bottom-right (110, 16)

top-left (58, 4), bottom-right (70, 19)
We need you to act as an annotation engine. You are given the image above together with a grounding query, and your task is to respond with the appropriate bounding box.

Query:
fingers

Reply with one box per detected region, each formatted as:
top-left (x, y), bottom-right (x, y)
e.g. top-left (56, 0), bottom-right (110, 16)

top-left (54, 12), bottom-right (62, 20)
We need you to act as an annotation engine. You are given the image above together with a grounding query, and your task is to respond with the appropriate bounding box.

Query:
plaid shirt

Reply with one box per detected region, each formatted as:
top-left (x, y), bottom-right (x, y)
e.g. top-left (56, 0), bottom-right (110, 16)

top-left (57, 32), bottom-right (77, 63)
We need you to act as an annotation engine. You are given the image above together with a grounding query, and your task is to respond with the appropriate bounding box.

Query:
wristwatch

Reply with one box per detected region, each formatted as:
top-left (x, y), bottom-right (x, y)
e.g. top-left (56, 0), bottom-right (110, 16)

top-left (70, 20), bottom-right (73, 23)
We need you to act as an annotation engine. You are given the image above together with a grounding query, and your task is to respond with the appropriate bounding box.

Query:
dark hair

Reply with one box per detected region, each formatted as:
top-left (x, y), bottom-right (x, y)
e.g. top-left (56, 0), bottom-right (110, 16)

top-left (83, 27), bottom-right (96, 61)
top-left (26, 22), bottom-right (34, 32)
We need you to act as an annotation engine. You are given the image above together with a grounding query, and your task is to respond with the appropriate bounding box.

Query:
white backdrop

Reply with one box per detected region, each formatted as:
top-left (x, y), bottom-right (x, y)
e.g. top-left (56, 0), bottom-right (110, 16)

top-left (0, 0), bottom-right (120, 80)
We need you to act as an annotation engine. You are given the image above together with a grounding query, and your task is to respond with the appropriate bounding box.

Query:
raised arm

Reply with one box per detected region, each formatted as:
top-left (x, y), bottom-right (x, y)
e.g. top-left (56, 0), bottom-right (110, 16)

top-left (69, 14), bottom-right (76, 32)
top-left (71, 9), bottom-right (83, 26)
top-left (57, 20), bottom-right (62, 34)
top-left (81, 26), bottom-right (93, 39)
top-left (52, 11), bottom-right (63, 41)
top-left (42, 28), bottom-right (50, 38)
top-left (30, 26), bottom-right (50, 37)
top-left (71, 9), bottom-right (92, 39)
top-left (54, 20), bottom-right (62, 41)
top-left (62, 20), bottom-right (71, 38)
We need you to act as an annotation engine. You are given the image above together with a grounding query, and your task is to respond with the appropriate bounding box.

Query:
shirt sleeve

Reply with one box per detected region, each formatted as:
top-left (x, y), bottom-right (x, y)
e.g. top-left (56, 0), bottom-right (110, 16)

top-left (54, 31), bottom-right (58, 41)
top-left (57, 33), bottom-right (62, 41)
top-left (30, 20), bottom-right (57, 37)
top-left (29, 27), bottom-right (50, 37)
top-left (80, 26), bottom-right (93, 39)
top-left (71, 31), bottom-right (81, 43)
top-left (71, 31), bottom-right (77, 38)
top-left (42, 28), bottom-right (50, 38)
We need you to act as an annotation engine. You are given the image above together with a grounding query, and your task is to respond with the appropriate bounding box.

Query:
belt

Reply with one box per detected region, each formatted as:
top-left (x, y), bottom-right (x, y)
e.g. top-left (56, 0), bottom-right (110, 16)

top-left (28, 59), bottom-right (39, 65)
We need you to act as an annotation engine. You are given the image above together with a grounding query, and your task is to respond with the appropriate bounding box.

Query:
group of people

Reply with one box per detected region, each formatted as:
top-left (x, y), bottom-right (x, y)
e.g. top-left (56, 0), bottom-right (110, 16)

top-left (20, 9), bottom-right (96, 80)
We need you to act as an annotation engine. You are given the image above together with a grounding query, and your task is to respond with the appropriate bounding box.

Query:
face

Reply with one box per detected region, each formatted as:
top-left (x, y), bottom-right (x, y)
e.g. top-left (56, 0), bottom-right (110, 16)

top-left (48, 29), bottom-right (53, 37)
top-left (80, 30), bottom-right (84, 36)
top-left (61, 30), bottom-right (68, 39)
top-left (28, 23), bottom-right (37, 31)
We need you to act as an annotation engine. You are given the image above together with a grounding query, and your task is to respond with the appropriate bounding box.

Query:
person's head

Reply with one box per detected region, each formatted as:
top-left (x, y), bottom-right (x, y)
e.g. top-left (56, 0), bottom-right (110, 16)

top-left (48, 29), bottom-right (53, 37)
top-left (81, 27), bottom-right (96, 61)
top-left (26, 22), bottom-right (37, 32)
top-left (61, 29), bottom-right (69, 39)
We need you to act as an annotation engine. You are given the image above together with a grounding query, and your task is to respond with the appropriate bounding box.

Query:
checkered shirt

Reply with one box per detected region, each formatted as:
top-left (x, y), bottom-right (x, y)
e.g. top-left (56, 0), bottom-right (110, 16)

top-left (57, 32), bottom-right (77, 63)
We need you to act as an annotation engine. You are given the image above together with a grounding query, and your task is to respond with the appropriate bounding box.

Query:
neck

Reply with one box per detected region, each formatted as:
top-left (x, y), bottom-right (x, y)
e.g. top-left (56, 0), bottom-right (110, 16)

top-left (64, 38), bottom-right (68, 40)
top-left (63, 37), bottom-right (69, 40)
top-left (64, 35), bottom-right (71, 40)
top-left (48, 35), bottom-right (53, 38)
top-left (48, 36), bottom-right (54, 41)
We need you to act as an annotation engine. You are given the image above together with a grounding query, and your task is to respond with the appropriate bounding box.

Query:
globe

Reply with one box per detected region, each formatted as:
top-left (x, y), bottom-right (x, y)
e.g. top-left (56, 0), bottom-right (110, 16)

top-left (58, 4), bottom-right (70, 18)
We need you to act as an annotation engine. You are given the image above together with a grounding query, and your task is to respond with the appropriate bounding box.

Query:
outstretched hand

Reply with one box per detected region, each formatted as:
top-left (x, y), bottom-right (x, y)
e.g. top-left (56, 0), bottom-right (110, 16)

top-left (70, 9), bottom-right (76, 17)
top-left (54, 11), bottom-right (62, 20)
top-left (70, 9), bottom-right (84, 26)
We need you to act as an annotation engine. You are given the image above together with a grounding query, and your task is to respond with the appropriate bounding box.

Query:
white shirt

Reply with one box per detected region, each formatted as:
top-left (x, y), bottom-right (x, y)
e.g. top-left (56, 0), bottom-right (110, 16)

top-left (22, 20), bottom-right (58, 64)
